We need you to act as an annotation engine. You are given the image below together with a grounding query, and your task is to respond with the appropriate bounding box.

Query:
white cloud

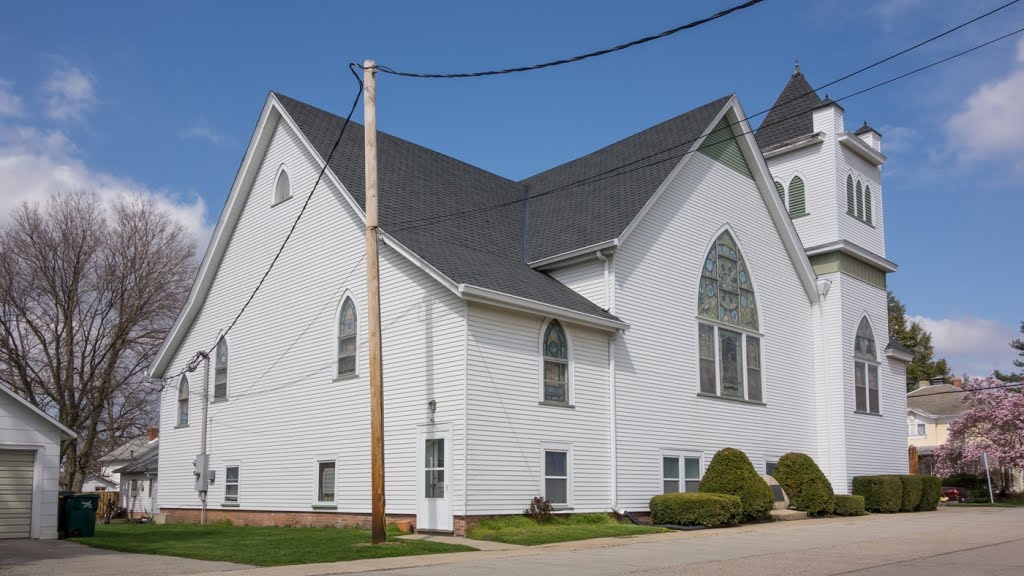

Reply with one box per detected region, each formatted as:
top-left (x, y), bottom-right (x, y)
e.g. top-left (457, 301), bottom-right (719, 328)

top-left (878, 124), bottom-right (916, 154)
top-left (42, 66), bottom-right (97, 121)
top-left (178, 125), bottom-right (231, 146)
top-left (0, 80), bottom-right (23, 118)
top-left (0, 122), bottom-right (212, 249)
top-left (870, 0), bottom-right (922, 28)
top-left (910, 315), bottom-right (1018, 377)
top-left (946, 37), bottom-right (1024, 161)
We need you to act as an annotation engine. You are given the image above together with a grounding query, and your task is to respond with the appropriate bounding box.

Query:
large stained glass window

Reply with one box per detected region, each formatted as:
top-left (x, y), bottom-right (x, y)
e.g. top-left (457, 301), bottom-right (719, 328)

top-left (543, 320), bottom-right (569, 403)
top-left (697, 230), bottom-right (763, 403)
top-left (854, 317), bottom-right (880, 414)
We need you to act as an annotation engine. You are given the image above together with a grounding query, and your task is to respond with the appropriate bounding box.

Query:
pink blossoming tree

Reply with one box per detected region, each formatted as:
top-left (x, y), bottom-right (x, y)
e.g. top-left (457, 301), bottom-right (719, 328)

top-left (934, 377), bottom-right (1024, 492)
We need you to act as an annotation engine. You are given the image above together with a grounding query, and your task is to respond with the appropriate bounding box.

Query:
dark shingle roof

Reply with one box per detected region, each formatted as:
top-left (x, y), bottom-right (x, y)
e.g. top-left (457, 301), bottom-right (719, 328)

top-left (885, 338), bottom-right (912, 356)
top-left (907, 384), bottom-right (966, 417)
top-left (114, 446), bottom-right (158, 475)
top-left (755, 68), bottom-right (822, 150)
top-left (854, 122), bottom-right (880, 136)
top-left (520, 96), bottom-right (731, 261)
top-left (276, 94), bottom-right (629, 322)
top-left (99, 436), bottom-right (157, 464)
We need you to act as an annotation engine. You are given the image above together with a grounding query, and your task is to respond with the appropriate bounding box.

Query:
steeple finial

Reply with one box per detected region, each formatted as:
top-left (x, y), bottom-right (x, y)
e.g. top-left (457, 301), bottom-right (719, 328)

top-left (793, 59), bottom-right (801, 76)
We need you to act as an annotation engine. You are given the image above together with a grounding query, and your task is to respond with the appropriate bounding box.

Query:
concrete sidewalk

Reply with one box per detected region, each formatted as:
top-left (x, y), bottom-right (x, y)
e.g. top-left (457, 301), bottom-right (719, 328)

top-left (188, 506), bottom-right (1024, 576)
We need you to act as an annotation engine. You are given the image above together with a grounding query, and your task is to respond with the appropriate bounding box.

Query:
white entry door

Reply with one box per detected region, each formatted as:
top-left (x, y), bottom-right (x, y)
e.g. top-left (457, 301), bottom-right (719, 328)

top-left (417, 429), bottom-right (452, 532)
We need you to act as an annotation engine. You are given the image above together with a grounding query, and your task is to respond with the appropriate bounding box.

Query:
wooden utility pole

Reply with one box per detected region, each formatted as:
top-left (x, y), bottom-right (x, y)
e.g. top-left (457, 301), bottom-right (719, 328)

top-left (363, 59), bottom-right (386, 544)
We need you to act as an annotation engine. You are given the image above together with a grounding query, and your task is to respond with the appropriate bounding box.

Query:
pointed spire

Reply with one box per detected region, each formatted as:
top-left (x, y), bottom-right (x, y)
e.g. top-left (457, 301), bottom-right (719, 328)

top-left (793, 59), bottom-right (801, 77)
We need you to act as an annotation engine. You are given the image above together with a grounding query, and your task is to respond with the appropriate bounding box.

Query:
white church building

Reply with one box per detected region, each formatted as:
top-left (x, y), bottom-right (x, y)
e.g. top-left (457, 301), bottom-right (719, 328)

top-left (151, 67), bottom-right (911, 534)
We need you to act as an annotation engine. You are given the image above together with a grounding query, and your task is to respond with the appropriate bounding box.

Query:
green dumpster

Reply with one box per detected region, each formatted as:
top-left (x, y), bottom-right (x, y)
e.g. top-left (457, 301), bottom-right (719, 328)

top-left (65, 493), bottom-right (99, 537)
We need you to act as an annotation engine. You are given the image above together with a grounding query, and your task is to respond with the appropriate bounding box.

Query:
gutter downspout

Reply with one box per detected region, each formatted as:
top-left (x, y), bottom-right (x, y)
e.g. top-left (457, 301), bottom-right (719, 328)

top-left (816, 279), bottom-right (835, 489)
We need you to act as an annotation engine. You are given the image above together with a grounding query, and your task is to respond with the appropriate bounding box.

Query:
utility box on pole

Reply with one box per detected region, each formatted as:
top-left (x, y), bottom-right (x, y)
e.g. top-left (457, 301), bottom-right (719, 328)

top-left (194, 453), bottom-right (209, 492)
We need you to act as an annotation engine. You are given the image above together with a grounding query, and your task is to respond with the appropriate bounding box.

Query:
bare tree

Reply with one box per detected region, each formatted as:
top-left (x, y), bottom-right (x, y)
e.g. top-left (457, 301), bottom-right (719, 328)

top-left (0, 190), bottom-right (197, 489)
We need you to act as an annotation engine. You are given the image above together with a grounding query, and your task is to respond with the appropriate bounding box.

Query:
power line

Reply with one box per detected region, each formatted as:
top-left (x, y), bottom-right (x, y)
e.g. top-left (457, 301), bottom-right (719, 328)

top-left (367, 0), bottom-right (768, 78)
top-left (384, 24), bottom-right (1024, 234)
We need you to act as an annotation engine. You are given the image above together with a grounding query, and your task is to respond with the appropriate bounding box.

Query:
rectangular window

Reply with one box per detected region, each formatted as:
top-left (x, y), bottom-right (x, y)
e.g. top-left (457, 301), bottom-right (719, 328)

top-left (916, 423), bottom-right (926, 436)
top-left (544, 450), bottom-right (569, 506)
top-left (746, 336), bottom-right (762, 402)
top-left (424, 439), bottom-right (445, 499)
top-left (719, 328), bottom-right (743, 398)
top-left (855, 362), bottom-right (867, 412)
top-left (225, 466), bottom-right (239, 503)
top-left (663, 456), bottom-right (701, 493)
top-left (698, 324), bottom-right (717, 394)
top-left (868, 365), bottom-right (879, 414)
top-left (317, 461), bottom-right (336, 502)
top-left (130, 479), bottom-right (138, 497)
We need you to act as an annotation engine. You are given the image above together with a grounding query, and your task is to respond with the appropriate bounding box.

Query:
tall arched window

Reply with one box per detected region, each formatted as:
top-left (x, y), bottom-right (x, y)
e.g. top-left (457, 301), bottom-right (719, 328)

top-left (855, 181), bottom-right (864, 219)
top-left (774, 181), bottom-right (785, 203)
top-left (846, 175), bottom-right (855, 215)
top-left (177, 375), bottom-right (190, 427)
top-left (788, 176), bottom-right (805, 217)
top-left (542, 319), bottom-right (570, 404)
top-left (697, 230), bottom-right (762, 402)
top-left (274, 166), bottom-right (291, 204)
top-left (854, 317), bottom-right (879, 414)
top-left (337, 297), bottom-right (357, 376)
top-left (214, 338), bottom-right (228, 400)
top-left (864, 185), bottom-right (873, 225)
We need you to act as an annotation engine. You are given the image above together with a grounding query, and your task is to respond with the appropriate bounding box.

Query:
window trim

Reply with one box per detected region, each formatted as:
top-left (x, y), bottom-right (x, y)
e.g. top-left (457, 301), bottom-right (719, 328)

top-left (787, 174), bottom-right (807, 217)
top-left (272, 163), bottom-right (292, 205)
top-left (313, 456), bottom-right (337, 507)
top-left (853, 316), bottom-right (881, 415)
top-left (213, 335), bottom-right (228, 401)
top-left (540, 442), bottom-right (573, 509)
top-left (661, 450), bottom-right (703, 494)
top-left (177, 374), bottom-right (190, 428)
top-left (335, 293), bottom-right (360, 379)
top-left (695, 317), bottom-right (767, 405)
top-left (223, 464), bottom-right (240, 506)
top-left (538, 318), bottom-right (574, 406)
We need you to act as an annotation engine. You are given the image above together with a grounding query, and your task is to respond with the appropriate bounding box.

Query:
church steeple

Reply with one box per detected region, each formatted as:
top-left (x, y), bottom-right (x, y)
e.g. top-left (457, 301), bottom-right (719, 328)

top-left (755, 65), bottom-right (822, 150)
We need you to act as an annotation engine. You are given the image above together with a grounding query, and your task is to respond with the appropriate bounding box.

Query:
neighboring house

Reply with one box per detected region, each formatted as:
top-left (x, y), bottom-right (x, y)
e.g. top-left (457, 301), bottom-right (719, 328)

top-left (81, 475), bottom-right (118, 492)
top-left (96, 428), bottom-right (159, 489)
top-left (907, 377), bottom-right (966, 476)
top-left (152, 66), bottom-right (912, 535)
top-left (0, 384), bottom-right (76, 539)
top-left (114, 442), bottom-right (158, 518)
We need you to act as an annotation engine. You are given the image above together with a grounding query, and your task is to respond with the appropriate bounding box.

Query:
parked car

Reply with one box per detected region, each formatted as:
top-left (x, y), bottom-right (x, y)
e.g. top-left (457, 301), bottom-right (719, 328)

top-left (942, 487), bottom-right (966, 502)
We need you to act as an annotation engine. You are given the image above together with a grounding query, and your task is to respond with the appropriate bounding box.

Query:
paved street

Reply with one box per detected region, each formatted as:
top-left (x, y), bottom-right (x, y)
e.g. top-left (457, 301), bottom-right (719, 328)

top-left (0, 538), bottom-right (245, 576)
top-left (193, 506), bottom-right (1024, 576)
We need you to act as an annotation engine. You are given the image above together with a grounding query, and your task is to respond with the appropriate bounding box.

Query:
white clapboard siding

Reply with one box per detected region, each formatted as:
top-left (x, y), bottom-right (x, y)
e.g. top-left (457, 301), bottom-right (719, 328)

top-left (158, 116), bottom-right (467, 516)
top-left (548, 259), bottom-right (608, 310)
top-left (0, 393), bottom-right (63, 539)
top-left (839, 274), bottom-right (906, 489)
top-left (836, 147), bottom-right (885, 257)
top-left (613, 152), bottom-right (818, 511)
top-left (465, 303), bottom-right (611, 514)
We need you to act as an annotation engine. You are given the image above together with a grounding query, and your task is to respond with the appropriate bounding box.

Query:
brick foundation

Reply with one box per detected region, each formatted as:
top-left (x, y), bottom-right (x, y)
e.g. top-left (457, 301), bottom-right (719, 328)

top-left (161, 508), bottom-right (415, 531)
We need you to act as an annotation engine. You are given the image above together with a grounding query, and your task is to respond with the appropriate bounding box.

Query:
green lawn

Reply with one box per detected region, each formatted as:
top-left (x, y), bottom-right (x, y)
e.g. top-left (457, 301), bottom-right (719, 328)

top-left (466, 513), bottom-right (666, 546)
top-left (71, 523), bottom-right (475, 566)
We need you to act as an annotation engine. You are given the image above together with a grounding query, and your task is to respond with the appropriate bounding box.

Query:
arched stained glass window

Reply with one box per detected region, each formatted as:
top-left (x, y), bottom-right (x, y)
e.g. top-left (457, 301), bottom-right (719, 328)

top-left (788, 176), bottom-right (805, 216)
top-left (337, 297), bottom-right (357, 376)
top-left (854, 317), bottom-right (879, 414)
top-left (214, 338), bottom-right (228, 400)
top-left (774, 181), bottom-right (785, 203)
top-left (864, 185), bottom-right (873, 225)
top-left (178, 375), bottom-right (190, 427)
top-left (856, 181), bottom-right (864, 219)
top-left (697, 230), bottom-right (762, 402)
top-left (542, 320), bottom-right (569, 404)
top-left (846, 175), bottom-right (855, 215)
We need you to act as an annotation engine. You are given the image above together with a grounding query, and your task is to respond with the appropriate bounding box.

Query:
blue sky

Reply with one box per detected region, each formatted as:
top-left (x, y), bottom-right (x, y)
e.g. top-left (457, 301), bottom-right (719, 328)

top-left (1, 0), bottom-right (1022, 375)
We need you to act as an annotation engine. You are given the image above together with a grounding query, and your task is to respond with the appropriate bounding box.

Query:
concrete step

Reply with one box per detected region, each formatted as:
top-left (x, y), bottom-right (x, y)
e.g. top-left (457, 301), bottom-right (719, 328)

top-left (770, 509), bottom-right (809, 521)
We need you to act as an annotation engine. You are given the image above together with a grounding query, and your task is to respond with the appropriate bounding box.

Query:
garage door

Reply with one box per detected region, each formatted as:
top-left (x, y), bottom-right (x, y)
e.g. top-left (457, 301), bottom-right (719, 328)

top-left (0, 449), bottom-right (34, 539)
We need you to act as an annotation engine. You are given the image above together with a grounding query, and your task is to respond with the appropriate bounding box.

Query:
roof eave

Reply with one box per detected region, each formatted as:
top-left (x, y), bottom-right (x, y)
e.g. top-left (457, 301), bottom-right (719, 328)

top-left (529, 239), bottom-right (618, 271)
top-left (459, 284), bottom-right (628, 332)
top-left (838, 133), bottom-right (886, 166)
top-left (886, 347), bottom-right (914, 363)
top-left (805, 240), bottom-right (898, 273)
top-left (0, 384), bottom-right (76, 439)
top-left (761, 132), bottom-right (825, 159)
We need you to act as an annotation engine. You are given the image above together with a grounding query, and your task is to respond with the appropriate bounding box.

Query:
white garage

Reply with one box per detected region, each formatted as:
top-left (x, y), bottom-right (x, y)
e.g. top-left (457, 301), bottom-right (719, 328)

top-left (0, 384), bottom-right (75, 539)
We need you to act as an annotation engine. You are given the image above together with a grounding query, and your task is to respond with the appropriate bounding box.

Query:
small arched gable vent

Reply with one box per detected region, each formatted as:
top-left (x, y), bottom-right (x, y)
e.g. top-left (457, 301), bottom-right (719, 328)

top-left (274, 167), bottom-right (291, 204)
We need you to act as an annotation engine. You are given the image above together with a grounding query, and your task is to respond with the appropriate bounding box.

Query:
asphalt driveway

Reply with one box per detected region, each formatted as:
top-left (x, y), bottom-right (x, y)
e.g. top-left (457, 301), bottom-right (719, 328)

top-left (0, 538), bottom-right (247, 576)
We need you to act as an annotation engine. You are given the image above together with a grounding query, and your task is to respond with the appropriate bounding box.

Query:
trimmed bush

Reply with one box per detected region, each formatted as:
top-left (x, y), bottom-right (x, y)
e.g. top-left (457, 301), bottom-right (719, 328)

top-left (833, 494), bottom-right (866, 516)
top-left (852, 475), bottom-right (902, 512)
top-left (771, 452), bottom-right (835, 515)
top-left (649, 492), bottom-right (743, 527)
top-left (918, 476), bottom-right (942, 511)
top-left (699, 448), bottom-right (774, 521)
top-left (897, 475), bottom-right (924, 512)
